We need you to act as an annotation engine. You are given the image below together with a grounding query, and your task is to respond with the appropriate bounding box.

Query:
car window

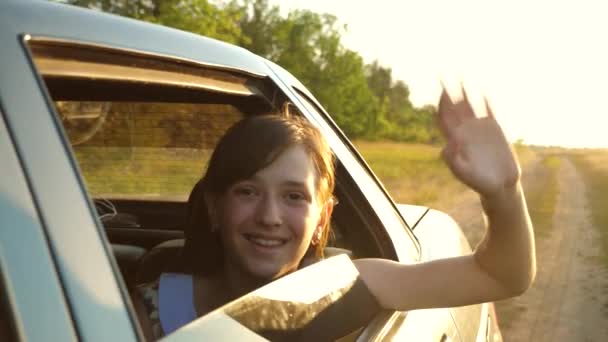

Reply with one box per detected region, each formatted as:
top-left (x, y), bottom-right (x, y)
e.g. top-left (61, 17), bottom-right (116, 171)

top-left (56, 100), bottom-right (242, 200)
top-left (26, 39), bottom-right (380, 340)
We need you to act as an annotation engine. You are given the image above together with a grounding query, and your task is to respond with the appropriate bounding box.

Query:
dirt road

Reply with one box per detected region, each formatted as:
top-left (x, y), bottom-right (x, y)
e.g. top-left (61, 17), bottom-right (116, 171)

top-left (445, 157), bottom-right (608, 341)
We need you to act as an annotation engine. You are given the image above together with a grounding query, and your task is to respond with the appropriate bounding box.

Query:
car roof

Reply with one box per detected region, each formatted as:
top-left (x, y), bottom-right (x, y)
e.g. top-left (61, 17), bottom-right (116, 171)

top-left (0, 0), bottom-right (272, 77)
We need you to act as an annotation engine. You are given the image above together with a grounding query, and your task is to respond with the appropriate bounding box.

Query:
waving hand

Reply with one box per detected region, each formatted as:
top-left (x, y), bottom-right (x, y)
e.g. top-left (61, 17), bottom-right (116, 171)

top-left (438, 87), bottom-right (520, 197)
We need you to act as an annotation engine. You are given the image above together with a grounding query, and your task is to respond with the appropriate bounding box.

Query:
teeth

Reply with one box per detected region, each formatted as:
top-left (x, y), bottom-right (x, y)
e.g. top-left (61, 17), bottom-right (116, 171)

top-left (247, 235), bottom-right (285, 247)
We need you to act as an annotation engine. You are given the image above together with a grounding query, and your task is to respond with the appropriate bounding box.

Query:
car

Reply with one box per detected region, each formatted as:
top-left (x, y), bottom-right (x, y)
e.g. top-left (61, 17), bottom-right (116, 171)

top-left (0, 1), bottom-right (502, 341)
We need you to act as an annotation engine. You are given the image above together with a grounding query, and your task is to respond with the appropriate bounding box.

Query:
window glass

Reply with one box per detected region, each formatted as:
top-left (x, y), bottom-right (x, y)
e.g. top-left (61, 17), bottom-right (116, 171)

top-left (57, 101), bottom-right (242, 199)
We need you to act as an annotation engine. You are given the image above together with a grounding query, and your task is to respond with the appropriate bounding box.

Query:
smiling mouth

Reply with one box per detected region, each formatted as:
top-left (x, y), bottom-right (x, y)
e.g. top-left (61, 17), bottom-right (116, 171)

top-left (243, 233), bottom-right (288, 248)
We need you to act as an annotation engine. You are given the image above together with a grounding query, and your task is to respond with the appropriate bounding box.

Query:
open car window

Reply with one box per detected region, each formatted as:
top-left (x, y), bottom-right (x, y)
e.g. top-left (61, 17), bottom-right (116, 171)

top-left (25, 38), bottom-right (386, 340)
top-left (28, 39), bottom-right (274, 202)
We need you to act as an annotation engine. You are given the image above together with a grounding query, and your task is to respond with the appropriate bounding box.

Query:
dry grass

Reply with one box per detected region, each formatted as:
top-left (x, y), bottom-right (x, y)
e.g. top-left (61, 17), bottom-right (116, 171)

top-left (352, 140), bottom-right (467, 208)
top-left (353, 140), bottom-right (539, 209)
top-left (525, 155), bottom-right (562, 237)
top-left (569, 149), bottom-right (608, 266)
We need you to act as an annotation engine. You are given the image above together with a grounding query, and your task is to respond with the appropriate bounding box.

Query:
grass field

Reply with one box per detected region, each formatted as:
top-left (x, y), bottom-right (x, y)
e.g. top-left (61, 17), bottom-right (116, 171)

top-left (353, 141), bottom-right (464, 207)
top-left (570, 150), bottom-right (608, 267)
top-left (353, 140), bottom-right (538, 209)
top-left (77, 140), bottom-right (545, 218)
top-left (75, 147), bottom-right (211, 199)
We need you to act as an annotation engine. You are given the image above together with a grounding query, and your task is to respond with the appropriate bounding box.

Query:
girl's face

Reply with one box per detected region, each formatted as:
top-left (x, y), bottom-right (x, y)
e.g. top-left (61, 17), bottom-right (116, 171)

top-left (213, 144), bottom-right (326, 280)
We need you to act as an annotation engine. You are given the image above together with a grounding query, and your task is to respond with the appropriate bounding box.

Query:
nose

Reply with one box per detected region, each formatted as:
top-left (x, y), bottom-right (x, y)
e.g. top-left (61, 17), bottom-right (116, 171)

top-left (256, 194), bottom-right (282, 228)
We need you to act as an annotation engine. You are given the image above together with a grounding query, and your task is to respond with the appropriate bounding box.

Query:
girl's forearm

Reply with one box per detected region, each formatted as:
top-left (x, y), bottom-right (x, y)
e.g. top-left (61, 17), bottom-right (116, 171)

top-left (474, 181), bottom-right (536, 296)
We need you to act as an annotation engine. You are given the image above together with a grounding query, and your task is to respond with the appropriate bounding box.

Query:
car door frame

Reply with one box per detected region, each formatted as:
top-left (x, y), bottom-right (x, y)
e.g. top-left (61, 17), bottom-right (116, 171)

top-left (0, 105), bottom-right (77, 341)
top-left (0, 8), bottom-right (141, 340)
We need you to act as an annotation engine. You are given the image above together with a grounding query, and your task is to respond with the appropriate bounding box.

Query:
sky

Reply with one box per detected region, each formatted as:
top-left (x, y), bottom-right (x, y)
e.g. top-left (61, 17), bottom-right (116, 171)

top-left (272, 0), bottom-right (608, 148)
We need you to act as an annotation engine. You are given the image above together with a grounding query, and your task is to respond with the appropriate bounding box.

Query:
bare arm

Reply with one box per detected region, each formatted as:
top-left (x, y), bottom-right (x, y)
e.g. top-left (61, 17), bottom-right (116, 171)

top-left (355, 87), bottom-right (536, 311)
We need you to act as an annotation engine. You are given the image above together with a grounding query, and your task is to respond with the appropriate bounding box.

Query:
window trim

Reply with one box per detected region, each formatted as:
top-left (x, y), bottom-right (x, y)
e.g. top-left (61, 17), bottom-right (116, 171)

top-left (25, 35), bottom-right (269, 79)
top-left (35, 56), bottom-right (261, 97)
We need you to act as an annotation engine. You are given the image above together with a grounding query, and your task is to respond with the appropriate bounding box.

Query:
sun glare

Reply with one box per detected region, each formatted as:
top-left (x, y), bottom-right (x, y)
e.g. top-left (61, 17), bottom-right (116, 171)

top-left (274, 0), bottom-right (608, 148)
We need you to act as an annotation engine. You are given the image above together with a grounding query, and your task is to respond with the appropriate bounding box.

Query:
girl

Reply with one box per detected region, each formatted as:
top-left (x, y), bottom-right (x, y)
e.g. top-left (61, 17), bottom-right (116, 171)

top-left (135, 89), bottom-right (536, 339)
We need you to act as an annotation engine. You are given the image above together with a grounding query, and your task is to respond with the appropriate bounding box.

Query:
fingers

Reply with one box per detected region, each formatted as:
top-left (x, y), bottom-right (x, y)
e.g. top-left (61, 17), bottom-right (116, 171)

top-left (484, 96), bottom-right (495, 119)
top-left (439, 84), bottom-right (487, 129)
top-left (438, 84), bottom-right (454, 111)
top-left (438, 86), bottom-right (459, 137)
top-left (458, 83), bottom-right (476, 119)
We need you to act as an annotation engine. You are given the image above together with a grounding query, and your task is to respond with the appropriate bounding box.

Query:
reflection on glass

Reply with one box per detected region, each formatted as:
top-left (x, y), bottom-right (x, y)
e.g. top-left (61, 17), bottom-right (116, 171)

top-left (168, 255), bottom-right (380, 341)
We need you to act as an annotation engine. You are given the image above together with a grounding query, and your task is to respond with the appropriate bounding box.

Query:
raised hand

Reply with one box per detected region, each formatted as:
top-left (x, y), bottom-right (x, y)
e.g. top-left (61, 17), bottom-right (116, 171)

top-left (437, 86), bottom-right (520, 197)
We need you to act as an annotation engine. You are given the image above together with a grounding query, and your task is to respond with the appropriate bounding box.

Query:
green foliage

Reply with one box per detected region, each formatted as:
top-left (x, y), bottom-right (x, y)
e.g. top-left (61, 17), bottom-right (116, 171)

top-left (67, 0), bottom-right (246, 43)
top-left (65, 0), bottom-right (439, 142)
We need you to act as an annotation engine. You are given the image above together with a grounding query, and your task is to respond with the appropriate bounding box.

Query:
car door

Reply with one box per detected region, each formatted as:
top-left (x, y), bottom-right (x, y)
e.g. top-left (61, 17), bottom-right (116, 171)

top-left (1, 3), bottom-right (145, 340)
top-left (20, 35), bottom-right (382, 340)
top-left (0, 109), bottom-right (76, 341)
top-left (6, 19), bottom-right (386, 340)
top-left (413, 209), bottom-right (492, 342)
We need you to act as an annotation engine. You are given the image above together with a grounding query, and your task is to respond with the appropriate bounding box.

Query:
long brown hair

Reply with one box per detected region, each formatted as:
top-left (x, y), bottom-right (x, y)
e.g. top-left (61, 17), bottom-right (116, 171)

top-left (182, 115), bottom-right (336, 275)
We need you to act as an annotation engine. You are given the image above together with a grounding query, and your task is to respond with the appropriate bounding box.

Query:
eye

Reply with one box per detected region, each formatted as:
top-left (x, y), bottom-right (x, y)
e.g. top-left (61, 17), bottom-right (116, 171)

top-left (285, 191), bottom-right (307, 202)
top-left (233, 185), bottom-right (257, 197)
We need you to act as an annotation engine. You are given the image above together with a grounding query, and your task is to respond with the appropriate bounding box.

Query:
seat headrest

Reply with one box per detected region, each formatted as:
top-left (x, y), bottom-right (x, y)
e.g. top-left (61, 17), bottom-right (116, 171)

top-left (112, 244), bottom-right (147, 286)
top-left (135, 239), bottom-right (185, 284)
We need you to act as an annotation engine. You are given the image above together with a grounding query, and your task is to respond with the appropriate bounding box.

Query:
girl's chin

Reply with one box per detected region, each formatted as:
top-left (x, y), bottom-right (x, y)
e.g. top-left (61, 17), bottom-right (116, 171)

top-left (238, 256), bottom-right (305, 282)
top-left (244, 263), bottom-right (293, 281)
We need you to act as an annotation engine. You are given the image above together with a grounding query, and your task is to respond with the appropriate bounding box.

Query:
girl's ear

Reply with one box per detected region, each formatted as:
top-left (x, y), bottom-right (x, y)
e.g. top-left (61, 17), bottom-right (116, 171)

top-left (316, 198), bottom-right (335, 233)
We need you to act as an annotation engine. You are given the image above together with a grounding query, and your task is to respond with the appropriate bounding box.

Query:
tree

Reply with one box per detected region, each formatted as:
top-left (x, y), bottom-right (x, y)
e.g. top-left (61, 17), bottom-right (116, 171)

top-left (234, 0), bottom-right (281, 57)
top-left (67, 0), bottom-right (246, 44)
top-left (66, 0), bottom-right (439, 142)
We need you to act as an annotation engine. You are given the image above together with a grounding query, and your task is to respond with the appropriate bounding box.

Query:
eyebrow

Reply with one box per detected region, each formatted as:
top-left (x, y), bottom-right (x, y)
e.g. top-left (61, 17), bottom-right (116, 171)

top-left (282, 180), bottom-right (309, 188)
top-left (248, 176), bottom-right (310, 189)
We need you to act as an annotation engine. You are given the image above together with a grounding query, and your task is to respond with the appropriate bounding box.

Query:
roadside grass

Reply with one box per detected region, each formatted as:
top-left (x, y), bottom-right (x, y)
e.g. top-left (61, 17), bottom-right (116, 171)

top-left (525, 155), bottom-right (562, 237)
top-left (353, 140), bottom-right (539, 209)
top-left (569, 150), bottom-right (608, 267)
top-left (514, 144), bottom-right (536, 167)
top-left (76, 140), bottom-right (543, 212)
top-left (352, 140), bottom-right (467, 207)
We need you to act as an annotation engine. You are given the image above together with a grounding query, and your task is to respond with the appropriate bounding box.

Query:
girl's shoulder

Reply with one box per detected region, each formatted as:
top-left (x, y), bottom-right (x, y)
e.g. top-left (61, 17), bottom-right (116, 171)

top-left (135, 273), bottom-right (196, 339)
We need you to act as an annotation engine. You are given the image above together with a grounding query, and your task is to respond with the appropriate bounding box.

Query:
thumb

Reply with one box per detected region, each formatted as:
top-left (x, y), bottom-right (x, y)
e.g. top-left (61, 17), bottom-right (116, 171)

top-left (451, 152), bottom-right (472, 180)
top-left (442, 141), bottom-right (473, 184)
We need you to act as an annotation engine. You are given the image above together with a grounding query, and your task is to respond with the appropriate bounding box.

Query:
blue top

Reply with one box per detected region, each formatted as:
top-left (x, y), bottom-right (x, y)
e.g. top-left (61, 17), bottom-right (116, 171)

top-left (158, 273), bottom-right (197, 335)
